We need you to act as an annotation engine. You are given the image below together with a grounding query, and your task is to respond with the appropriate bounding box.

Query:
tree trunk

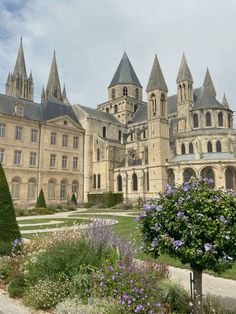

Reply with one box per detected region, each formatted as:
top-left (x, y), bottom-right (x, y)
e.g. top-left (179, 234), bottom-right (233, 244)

top-left (192, 268), bottom-right (203, 314)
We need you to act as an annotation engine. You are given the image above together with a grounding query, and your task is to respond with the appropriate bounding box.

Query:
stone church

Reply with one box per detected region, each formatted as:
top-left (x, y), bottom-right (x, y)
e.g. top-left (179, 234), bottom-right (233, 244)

top-left (0, 39), bottom-right (235, 205)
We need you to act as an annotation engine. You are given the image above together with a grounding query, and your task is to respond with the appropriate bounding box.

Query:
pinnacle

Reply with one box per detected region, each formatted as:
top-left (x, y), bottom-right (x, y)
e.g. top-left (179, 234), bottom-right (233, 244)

top-left (146, 54), bottom-right (168, 93)
top-left (203, 68), bottom-right (216, 97)
top-left (13, 37), bottom-right (27, 78)
top-left (222, 93), bottom-right (229, 108)
top-left (46, 51), bottom-right (62, 100)
top-left (176, 53), bottom-right (193, 83)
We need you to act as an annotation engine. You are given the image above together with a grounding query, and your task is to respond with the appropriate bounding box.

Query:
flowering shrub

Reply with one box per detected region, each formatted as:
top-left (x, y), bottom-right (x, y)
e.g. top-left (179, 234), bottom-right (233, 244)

top-left (92, 261), bottom-right (168, 313)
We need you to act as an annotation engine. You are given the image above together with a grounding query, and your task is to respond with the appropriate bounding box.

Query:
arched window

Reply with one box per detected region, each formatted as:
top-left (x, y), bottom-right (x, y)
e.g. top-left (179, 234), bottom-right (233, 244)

top-left (181, 143), bottom-right (186, 155)
top-left (132, 173), bottom-right (138, 191)
top-left (225, 167), bottom-right (236, 190)
top-left (189, 142), bottom-right (194, 154)
top-left (216, 140), bottom-right (222, 152)
top-left (146, 171), bottom-right (150, 191)
top-left (178, 85), bottom-right (182, 101)
top-left (134, 104), bottom-right (138, 112)
top-left (60, 180), bottom-right (67, 200)
top-left (114, 104), bottom-right (118, 113)
top-left (143, 129), bottom-right (146, 139)
top-left (112, 89), bottom-right (115, 100)
top-left (135, 88), bottom-right (139, 100)
top-left (207, 141), bottom-right (213, 153)
top-left (28, 178), bottom-right (36, 199)
top-left (228, 114), bottom-right (232, 128)
top-left (160, 94), bottom-right (165, 117)
top-left (123, 86), bottom-right (128, 96)
top-left (193, 113), bottom-right (199, 128)
top-left (206, 112), bottom-right (211, 127)
top-left (97, 148), bottom-right (100, 161)
top-left (48, 179), bottom-right (56, 200)
top-left (201, 167), bottom-right (215, 187)
top-left (183, 168), bottom-right (196, 182)
top-left (11, 177), bottom-right (20, 199)
top-left (218, 112), bottom-right (223, 127)
top-left (106, 108), bottom-right (109, 113)
top-left (102, 126), bottom-right (106, 138)
top-left (167, 169), bottom-right (175, 185)
top-left (72, 180), bottom-right (78, 195)
top-left (97, 174), bottom-right (101, 189)
top-left (151, 94), bottom-right (156, 116)
top-left (118, 130), bottom-right (122, 142)
top-left (183, 83), bottom-right (186, 100)
top-left (93, 174), bottom-right (96, 189)
top-left (117, 175), bottom-right (122, 192)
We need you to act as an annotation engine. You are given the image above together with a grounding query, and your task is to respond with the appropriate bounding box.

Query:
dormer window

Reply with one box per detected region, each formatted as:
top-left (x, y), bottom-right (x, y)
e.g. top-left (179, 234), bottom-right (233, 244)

top-left (123, 86), bottom-right (128, 96)
top-left (15, 105), bottom-right (24, 116)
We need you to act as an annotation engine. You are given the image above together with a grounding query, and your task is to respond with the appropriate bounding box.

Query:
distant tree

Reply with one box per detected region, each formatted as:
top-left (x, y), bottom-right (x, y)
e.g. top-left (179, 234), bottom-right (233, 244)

top-left (138, 178), bottom-right (236, 313)
top-left (36, 189), bottom-right (47, 209)
top-left (71, 193), bottom-right (77, 205)
top-left (0, 162), bottom-right (21, 254)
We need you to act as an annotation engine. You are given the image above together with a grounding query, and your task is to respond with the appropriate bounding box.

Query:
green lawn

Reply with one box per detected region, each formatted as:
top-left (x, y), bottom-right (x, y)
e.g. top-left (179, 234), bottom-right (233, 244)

top-left (19, 218), bottom-right (88, 230)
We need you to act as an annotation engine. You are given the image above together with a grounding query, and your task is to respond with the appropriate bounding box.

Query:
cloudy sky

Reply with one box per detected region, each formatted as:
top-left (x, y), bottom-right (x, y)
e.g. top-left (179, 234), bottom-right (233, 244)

top-left (0, 0), bottom-right (235, 111)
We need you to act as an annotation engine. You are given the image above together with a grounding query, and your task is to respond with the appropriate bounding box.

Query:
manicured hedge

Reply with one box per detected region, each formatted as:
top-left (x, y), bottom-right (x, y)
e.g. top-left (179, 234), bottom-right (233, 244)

top-left (88, 192), bottom-right (123, 208)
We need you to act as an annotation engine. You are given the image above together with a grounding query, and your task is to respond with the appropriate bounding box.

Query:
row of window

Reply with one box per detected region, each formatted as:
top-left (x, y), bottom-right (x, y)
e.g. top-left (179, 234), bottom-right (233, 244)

top-left (150, 93), bottom-right (166, 117)
top-left (181, 140), bottom-right (222, 155)
top-left (11, 178), bottom-right (79, 200)
top-left (117, 172), bottom-right (149, 192)
top-left (0, 149), bottom-right (79, 170)
top-left (0, 124), bottom-right (79, 148)
top-left (111, 87), bottom-right (139, 100)
top-left (193, 112), bottom-right (232, 128)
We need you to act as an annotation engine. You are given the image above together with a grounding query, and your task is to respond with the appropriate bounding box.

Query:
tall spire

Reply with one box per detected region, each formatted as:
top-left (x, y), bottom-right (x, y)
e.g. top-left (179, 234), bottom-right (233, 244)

top-left (176, 53), bottom-right (193, 83)
top-left (46, 51), bottom-right (62, 101)
top-left (41, 85), bottom-right (46, 103)
top-left (13, 37), bottom-right (27, 78)
top-left (109, 52), bottom-right (142, 88)
top-left (146, 54), bottom-right (168, 93)
top-left (222, 93), bottom-right (229, 109)
top-left (203, 68), bottom-right (216, 97)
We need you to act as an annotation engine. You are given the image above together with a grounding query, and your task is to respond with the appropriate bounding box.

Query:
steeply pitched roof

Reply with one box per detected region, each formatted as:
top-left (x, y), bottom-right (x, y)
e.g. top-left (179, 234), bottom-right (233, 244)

top-left (176, 53), bottom-right (193, 83)
top-left (193, 87), bottom-right (224, 110)
top-left (13, 37), bottom-right (27, 78)
top-left (46, 51), bottom-right (62, 100)
top-left (203, 68), bottom-right (216, 96)
top-left (109, 52), bottom-right (142, 88)
top-left (131, 103), bottom-right (147, 123)
top-left (146, 55), bottom-right (168, 93)
top-left (222, 93), bottom-right (229, 109)
top-left (77, 105), bottom-right (123, 125)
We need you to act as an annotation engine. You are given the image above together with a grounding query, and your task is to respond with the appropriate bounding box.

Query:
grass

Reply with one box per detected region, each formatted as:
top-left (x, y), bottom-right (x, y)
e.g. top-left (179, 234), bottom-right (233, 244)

top-left (19, 218), bottom-right (88, 230)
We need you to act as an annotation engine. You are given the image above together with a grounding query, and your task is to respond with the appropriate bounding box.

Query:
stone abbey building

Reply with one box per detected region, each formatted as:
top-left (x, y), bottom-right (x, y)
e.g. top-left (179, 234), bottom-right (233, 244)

top-left (0, 39), bottom-right (236, 205)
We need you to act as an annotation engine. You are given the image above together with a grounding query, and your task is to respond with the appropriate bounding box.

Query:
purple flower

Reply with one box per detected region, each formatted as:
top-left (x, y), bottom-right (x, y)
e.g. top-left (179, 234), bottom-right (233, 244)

top-left (165, 184), bottom-right (173, 195)
top-left (139, 212), bottom-right (146, 219)
top-left (219, 215), bottom-right (226, 223)
top-left (155, 205), bottom-right (162, 212)
top-left (143, 204), bottom-right (151, 211)
top-left (204, 242), bottom-right (213, 252)
top-left (173, 240), bottom-right (184, 248)
top-left (176, 211), bottom-right (184, 218)
top-left (178, 197), bottom-right (184, 204)
top-left (182, 182), bottom-right (190, 191)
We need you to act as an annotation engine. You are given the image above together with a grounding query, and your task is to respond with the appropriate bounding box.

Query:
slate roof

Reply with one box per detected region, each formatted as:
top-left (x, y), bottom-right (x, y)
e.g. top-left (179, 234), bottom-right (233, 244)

top-left (78, 104), bottom-right (123, 125)
top-left (146, 55), bottom-right (168, 93)
top-left (170, 152), bottom-right (235, 163)
top-left (109, 52), bottom-right (142, 88)
top-left (203, 68), bottom-right (216, 96)
top-left (193, 87), bottom-right (224, 110)
top-left (132, 103), bottom-right (147, 124)
top-left (176, 54), bottom-right (193, 83)
top-left (0, 94), bottom-right (81, 126)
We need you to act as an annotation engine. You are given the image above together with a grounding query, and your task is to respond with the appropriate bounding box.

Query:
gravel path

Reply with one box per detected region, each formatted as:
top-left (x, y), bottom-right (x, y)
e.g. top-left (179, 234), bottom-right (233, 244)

top-left (0, 289), bottom-right (30, 314)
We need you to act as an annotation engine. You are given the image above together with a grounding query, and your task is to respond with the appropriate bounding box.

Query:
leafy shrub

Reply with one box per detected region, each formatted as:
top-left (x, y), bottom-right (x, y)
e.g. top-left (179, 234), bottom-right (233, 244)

top-left (7, 273), bottom-right (26, 297)
top-left (84, 201), bottom-right (95, 208)
top-left (92, 261), bottom-right (167, 313)
top-left (55, 297), bottom-right (126, 314)
top-left (36, 189), bottom-right (47, 209)
top-left (33, 207), bottom-right (54, 215)
top-left (23, 277), bottom-right (72, 309)
top-left (88, 192), bottom-right (123, 208)
top-left (0, 240), bottom-right (13, 256)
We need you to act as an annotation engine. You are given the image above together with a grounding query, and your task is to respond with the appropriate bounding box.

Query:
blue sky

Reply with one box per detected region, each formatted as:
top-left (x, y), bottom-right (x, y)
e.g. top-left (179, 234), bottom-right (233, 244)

top-left (0, 0), bottom-right (236, 113)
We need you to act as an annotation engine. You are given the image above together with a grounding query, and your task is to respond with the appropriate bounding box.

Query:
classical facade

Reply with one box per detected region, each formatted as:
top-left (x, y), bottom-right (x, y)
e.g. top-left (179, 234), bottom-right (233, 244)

top-left (0, 39), bottom-right (236, 205)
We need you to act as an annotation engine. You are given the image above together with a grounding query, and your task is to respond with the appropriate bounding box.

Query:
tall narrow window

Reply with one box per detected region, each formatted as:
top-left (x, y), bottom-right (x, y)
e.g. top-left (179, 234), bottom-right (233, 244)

top-left (218, 112), bottom-right (223, 127)
top-left (15, 126), bottom-right (22, 140)
top-left (132, 173), bottom-right (138, 191)
top-left (216, 140), bottom-right (222, 152)
top-left (146, 171), bottom-right (149, 191)
top-left (112, 89), bottom-right (115, 100)
top-left (73, 136), bottom-right (79, 149)
top-left (62, 155), bottom-right (67, 169)
top-left (228, 114), bottom-right (232, 128)
top-left (11, 178), bottom-right (20, 199)
top-left (28, 178), bottom-right (36, 199)
top-left (62, 134), bottom-right (68, 147)
top-left (14, 150), bottom-right (21, 165)
top-left (73, 157), bottom-right (78, 169)
top-left (29, 152), bottom-right (37, 166)
top-left (97, 174), bottom-right (101, 189)
top-left (189, 142), bottom-right (194, 154)
top-left (117, 175), bottom-right (122, 192)
top-left (48, 179), bottom-right (56, 200)
top-left (160, 94), bottom-right (165, 117)
top-left (151, 94), bottom-right (156, 116)
top-left (0, 123), bottom-right (6, 138)
top-left (60, 180), bottom-right (67, 200)
top-left (93, 174), bottom-right (96, 189)
top-left (207, 141), bottom-right (213, 153)
top-left (102, 126), bottom-right (106, 138)
top-left (51, 132), bottom-right (56, 145)
top-left (193, 113), bottom-right (199, 128)
top-left (135, 88), bottom-right (139, 100)
top-left (31, 129), bottom-right (38, 142)
top-left (206, 112), bottom-right (211, 127)
top-left (97, 148), bottom-right (100, 161)
top-left (123, 86), bottom-right (128, 96)
top-left (72, 180), bottom-right (78, 195)
top-left (114, 104), bottom-right (118, 113)
top-left (181, 144), bottom-right (186, 155)
top-left (0, 149), bottom-right (4, 163)
top-left (118, 130), bottom-right (122, 142)
top-left (50, 154), bottom-right (56, 167)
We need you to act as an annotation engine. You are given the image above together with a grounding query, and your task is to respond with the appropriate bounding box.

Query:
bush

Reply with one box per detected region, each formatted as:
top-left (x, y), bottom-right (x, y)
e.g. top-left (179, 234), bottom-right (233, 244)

top-left (7, 273), bottom-right (26, 297)
top-left (0, 240), bottom-right (13, 256)
top-left (55, 297), bottom-right (126, 314)
top-left (92, 261), bottom-right (168, 313)
top-left (23, 277), bottom-right (72, 309)
top-left (36, 189), bottom-right (47, 209)
top-left (71, 193), bottom-right (77, 205)
top-left (88, 192), bottom-right (123, 208)
top-left (203, 295), bottom-right (235, 314)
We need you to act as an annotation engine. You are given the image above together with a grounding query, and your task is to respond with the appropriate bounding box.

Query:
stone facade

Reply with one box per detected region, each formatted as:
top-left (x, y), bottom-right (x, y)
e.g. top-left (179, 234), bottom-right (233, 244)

top-left (0, 39), bottom-right (236, 205)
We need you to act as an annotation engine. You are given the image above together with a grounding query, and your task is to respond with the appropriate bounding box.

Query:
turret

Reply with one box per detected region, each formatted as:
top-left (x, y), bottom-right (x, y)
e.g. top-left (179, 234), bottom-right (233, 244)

top-left (45, 51), bottom-right (62, 101)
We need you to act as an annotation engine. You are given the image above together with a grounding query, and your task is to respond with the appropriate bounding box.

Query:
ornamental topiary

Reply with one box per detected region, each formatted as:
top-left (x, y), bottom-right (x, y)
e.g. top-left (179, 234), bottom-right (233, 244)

top-left (36, 189), bottom-right (47, 209)
top-left (0, 162), bottom-right (21, 255)
top-left (138, 178), bottom-right (236, 313)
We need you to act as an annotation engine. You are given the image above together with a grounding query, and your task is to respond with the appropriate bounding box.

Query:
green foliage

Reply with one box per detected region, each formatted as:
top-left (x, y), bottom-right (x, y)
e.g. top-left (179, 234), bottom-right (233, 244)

top-left (23, 277), bottom-right (72, 309)
top-left (0, 241), bottom-right (13, 256)
top-left (71, 193), bottom-right (77, 205)
top-left (88, 192), bottom-right (123, 208)
top-left (0, 162), bottom-right (21, 250)
top-left (36, 189), bottom-right (47, 209)
top-left (7, 273), bottom-right (26, 297)
top-left (138, 178), bottom-right (236, 274)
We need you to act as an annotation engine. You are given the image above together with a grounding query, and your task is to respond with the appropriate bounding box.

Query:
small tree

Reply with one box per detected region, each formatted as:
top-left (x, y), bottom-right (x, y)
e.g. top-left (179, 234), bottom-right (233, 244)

top-left (138, 178), bottom-right (236, 313)
top-left (36, 189), bottom-right (47, 209)
top-left (71, 193), bottom-right (77, 205)
top-left (0, 162), bottom-right (21, 254)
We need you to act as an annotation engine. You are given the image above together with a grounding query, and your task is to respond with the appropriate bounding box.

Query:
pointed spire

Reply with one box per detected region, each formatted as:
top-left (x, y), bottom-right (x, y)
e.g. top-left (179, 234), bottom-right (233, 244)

top-left (222, 93), bottom-right (229, 109)
top-left (41, 85), bottom-right (46, 103)
top-left (109, 52), bottom-right (142, 88)
top-left (146, 54), bottom-right (168, 93)
top-left (203, 68), bottom-right (216, 97)
top-left (46, 51), bottom-right (62, 101)
top-left (62, 84), bottom-right (67, 98)
top-left (13, 37), bottom-right (27, 78)
top-left (28, 70), bottom-right (33, 81)
top-left (176, 53), bottom-right (193, 83)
